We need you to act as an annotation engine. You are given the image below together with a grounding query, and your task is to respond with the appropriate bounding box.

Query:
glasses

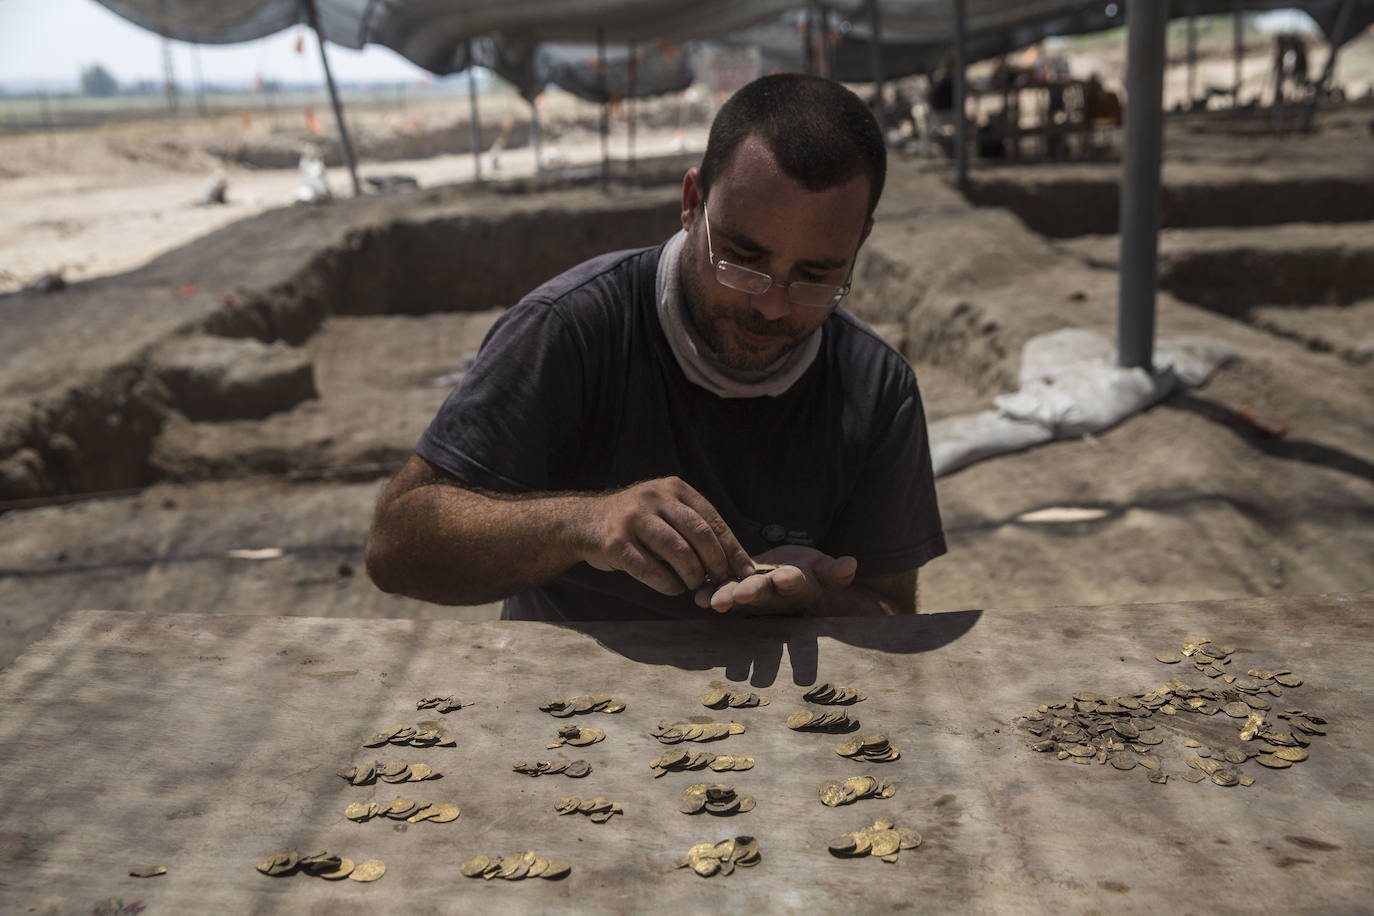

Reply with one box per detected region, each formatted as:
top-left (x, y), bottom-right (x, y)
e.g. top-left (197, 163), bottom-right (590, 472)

top-left (702, 202), bottom-right (851, 309)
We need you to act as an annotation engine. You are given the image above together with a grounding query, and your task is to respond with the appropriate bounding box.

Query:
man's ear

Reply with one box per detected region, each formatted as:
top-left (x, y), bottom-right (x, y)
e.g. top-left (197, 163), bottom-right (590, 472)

top-left (681, 167), bottom-right (703, 232)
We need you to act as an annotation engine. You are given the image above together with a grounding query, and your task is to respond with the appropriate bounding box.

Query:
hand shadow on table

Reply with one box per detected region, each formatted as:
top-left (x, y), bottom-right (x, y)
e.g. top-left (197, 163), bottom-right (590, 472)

top-left (556, 608), bottom-right (983, 689)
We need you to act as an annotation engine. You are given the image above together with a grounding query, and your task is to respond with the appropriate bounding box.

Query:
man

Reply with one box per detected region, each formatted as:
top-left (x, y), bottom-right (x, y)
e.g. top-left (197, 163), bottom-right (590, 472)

top-left (366, 74), bottom-right (945, 621)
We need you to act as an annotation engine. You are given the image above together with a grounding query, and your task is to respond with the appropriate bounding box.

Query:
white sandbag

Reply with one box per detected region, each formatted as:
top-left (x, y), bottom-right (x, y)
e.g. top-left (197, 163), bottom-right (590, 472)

top-left (928, 327), bottom-right (1239, 476)
top-left (929, 409), bottom-right (1054, 477)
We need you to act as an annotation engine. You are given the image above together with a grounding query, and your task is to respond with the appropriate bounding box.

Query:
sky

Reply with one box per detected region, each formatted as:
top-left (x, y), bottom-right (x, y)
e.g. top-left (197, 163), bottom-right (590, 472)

top-left (0, 0), bottom-right (1319, 92)
top-left (0, 0), bottom-right (433, 90)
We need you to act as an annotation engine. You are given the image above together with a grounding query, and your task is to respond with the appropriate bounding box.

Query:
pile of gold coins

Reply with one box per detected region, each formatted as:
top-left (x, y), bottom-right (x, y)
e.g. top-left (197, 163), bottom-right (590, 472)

top-left (1019, 637), bottom-right (1326, 787)
top-left (787, 709), bottom-right (857, 732)
top-left (818, 775), bottom-right (896, 807)
top-left (547, 725), bottom-right (605, 748)
top-left (649, 748), bottom-right (755, 777)
top-left (344, 798), bottom-right (460, 824)
top-left (828, 819), bottom-right (922, 862)
top-left (702, 684), bottom-right (770, 709)
top-left (336, 760), bottom-right (441, 786)
top-left (363, 722), bottom-right (457, 748)
top-left (539, 695), bottom-right (626, 717)
top-left (803, 683), bottom-right (867, 705)
top-left (835, 734), bottom-right (900, 762)
top-left (652, 721), bottom-right (746, 744)
top-left (672, 836), bottom-right (762, 877)
top-left (554, 796), bottom-right (624, 822)
top-left (256, 850), bottom-right (386, 882)
top-left (512, 759), bottom-right (592, 778)
top-left (679, 783), bottom-right (756, 815)
top-left (416, 696), bottom-right (472, 713)
top-left (461, 852), bottom-right (571, 880)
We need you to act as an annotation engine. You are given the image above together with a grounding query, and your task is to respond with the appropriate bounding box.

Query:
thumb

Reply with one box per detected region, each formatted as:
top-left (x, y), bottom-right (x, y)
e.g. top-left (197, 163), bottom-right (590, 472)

top-left (821, 556), bottom-right (858, 588)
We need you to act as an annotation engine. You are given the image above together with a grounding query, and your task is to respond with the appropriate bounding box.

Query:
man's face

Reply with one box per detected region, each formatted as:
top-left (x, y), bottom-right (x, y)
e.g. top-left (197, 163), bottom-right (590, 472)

top-left (679, 135), bottom-right (872, 373)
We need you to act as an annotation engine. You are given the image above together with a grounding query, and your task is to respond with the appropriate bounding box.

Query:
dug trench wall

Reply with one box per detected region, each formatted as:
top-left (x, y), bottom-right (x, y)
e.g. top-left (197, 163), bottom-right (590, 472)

top-left (0, 182), bottom-right (684, 505)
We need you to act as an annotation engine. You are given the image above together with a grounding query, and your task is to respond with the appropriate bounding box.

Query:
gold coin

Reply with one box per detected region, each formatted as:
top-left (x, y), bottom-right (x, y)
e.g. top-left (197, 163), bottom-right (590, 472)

top-left (896, 827), bottom-right (923, 849)
top-left (406, 805), bottom-right (441, 824)
top-left (349, 859), bottom-right (386, 882)
top-left (129, 865), bottom-right (166, 878)
top-left (1275, 747), bottom-right (1308, 762)
top-left (1256, 755), bottom-right (1293, 769)
top-left (869, 830), bottom-right (901, 857)
top-left (460, 855), bottom-right (491, 877)
top-left (1154, 652), bottom-right (1181, 664)
top-left (317, 858), bottom-right (355, 880)
top-left (344, 802), bottom-right (373, 821)
top-left (426, 802), bottom-right (460, 823)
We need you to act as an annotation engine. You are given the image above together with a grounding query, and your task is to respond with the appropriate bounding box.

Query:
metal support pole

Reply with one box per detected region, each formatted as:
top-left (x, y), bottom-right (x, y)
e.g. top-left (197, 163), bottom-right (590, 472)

top-left (1117, 0), bottom-right (1168, 372)
top-left (865, 0), bottom-right (887, 140)
top-left (1186, 1), bottom-right (1198, 107)
top-left (1232, 1), bottom-right (1244, 105)
top-left (301, 0), bottom-right (362, 196)
top-left (1299, 0), bottom-right (1355, 132)
top-left (817, 5), bottom-right (831, 78)
top-left (161, 37), bottom-right (178, 114)
top-left (597, 28), bottom-right (609, 192)
top-left (627, 42), bottom-right (637, 177)
top-left (951, 0), bottom-right (969, 189)
top-left (530, 98), bottom-right (543, 176)
top-left (192, 44), bottom-right (207, 116)
top-left (803, 5), bottom-right (816, 76)
top-left (466, 41), bottom-right (482, 183)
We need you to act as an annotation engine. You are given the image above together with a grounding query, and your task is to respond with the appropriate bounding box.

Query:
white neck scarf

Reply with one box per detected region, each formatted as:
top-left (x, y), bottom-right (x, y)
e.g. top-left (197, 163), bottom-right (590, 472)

top-left (655, 229), bottom-right (822, 400)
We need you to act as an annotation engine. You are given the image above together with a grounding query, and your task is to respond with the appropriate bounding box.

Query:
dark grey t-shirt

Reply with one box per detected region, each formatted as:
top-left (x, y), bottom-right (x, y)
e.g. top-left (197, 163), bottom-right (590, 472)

top-left (416, 243), bottom-right (946, 621)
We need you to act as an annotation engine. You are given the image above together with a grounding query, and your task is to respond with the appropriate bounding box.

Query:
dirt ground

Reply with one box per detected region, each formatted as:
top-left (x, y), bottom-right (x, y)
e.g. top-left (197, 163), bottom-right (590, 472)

top-left (2, 35), bottom-right (1373, 672)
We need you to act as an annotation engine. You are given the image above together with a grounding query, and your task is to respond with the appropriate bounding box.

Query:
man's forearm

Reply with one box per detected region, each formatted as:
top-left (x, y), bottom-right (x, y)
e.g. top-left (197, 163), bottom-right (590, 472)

top-left (366, 483), bottom-right (591, 606)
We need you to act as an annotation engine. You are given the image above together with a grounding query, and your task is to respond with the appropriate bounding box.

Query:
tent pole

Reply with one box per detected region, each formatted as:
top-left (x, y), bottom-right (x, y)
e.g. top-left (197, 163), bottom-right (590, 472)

top-left (301, 0), bottom-right (362, 196)
top-left (627, 42), bottom-right (637, 177)
top-left (1117, 0), bottom-right (1167, 372)
top-left (598, 28), bottom-right (609, 192)
top-left (466, 41), bottom-right (482, 183)
top-left (865, 0), bottom-right (887, 139)
top-left (192, 44), bottom-right (207, 116)
top-left (1186, 0), bottom-right (1197, 107)
top-left (1232, 0), bottom-right (1243, 105)
top-left (1299, 0), bottom-right (1355, 132)
top-left (530, 98), bottom-right (543, 176)
top-left (951, 0), bottom-right (969, 190)
top-left (162, 37), bottom-right (178, 115)
top-left (804, 3), bottom-right (817, 76)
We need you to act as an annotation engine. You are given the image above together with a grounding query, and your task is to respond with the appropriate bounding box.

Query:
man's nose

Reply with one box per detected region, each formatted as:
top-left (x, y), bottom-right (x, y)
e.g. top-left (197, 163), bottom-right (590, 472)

top-left (749, 283), bottom-right (792, 321)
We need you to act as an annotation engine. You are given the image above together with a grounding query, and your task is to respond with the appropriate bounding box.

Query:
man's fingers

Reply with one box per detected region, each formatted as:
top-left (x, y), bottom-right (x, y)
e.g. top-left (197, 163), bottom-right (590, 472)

top-left (638, 513), bottom-right (712, 590)
top-left (709, 581), bottom-right (741, 613)
top-left (656, 502), bottom-right (724, 586)
top-left (676, 487), bottom-right (753, 579)
top-left (822, 556), bottom-right (858, 588)
top-left (616, 539), bottom-right (689, 596)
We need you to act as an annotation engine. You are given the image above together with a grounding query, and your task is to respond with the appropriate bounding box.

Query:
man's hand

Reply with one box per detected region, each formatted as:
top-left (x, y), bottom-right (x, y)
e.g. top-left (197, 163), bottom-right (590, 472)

top-left (694, 545), bottom-right (858, 615)
top-left (576, 477), bottom-right (756, 596)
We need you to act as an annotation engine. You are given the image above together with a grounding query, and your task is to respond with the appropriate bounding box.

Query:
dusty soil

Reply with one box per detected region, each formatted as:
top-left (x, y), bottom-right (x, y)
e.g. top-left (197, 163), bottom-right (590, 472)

top-left (2, 47), bottom-right (1373, 671)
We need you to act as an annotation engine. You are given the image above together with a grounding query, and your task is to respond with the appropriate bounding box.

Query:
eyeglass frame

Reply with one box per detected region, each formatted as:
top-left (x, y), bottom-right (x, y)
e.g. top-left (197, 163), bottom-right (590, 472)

top-left (701, 201), bottom-right (854, 310)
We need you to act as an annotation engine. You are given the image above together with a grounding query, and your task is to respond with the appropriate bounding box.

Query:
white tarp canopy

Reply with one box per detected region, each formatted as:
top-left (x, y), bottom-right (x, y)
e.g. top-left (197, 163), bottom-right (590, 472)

top-left (95, 0), bottom-right (1374, 99)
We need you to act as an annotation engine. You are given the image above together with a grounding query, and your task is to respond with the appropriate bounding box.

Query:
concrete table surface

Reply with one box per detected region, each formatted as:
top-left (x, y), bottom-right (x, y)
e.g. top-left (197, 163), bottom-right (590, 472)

top-left (0, 594), bottom-right (1369, 915)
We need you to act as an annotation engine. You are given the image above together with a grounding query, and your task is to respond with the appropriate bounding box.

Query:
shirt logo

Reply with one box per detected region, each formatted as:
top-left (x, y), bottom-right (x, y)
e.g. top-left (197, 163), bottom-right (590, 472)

top-left (761, 523), bottom-right (814, 547)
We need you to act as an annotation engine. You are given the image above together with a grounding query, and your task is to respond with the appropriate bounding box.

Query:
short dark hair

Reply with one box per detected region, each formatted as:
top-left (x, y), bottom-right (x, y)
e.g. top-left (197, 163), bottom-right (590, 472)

top-left (699, 74), bottom-right (886, 220)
